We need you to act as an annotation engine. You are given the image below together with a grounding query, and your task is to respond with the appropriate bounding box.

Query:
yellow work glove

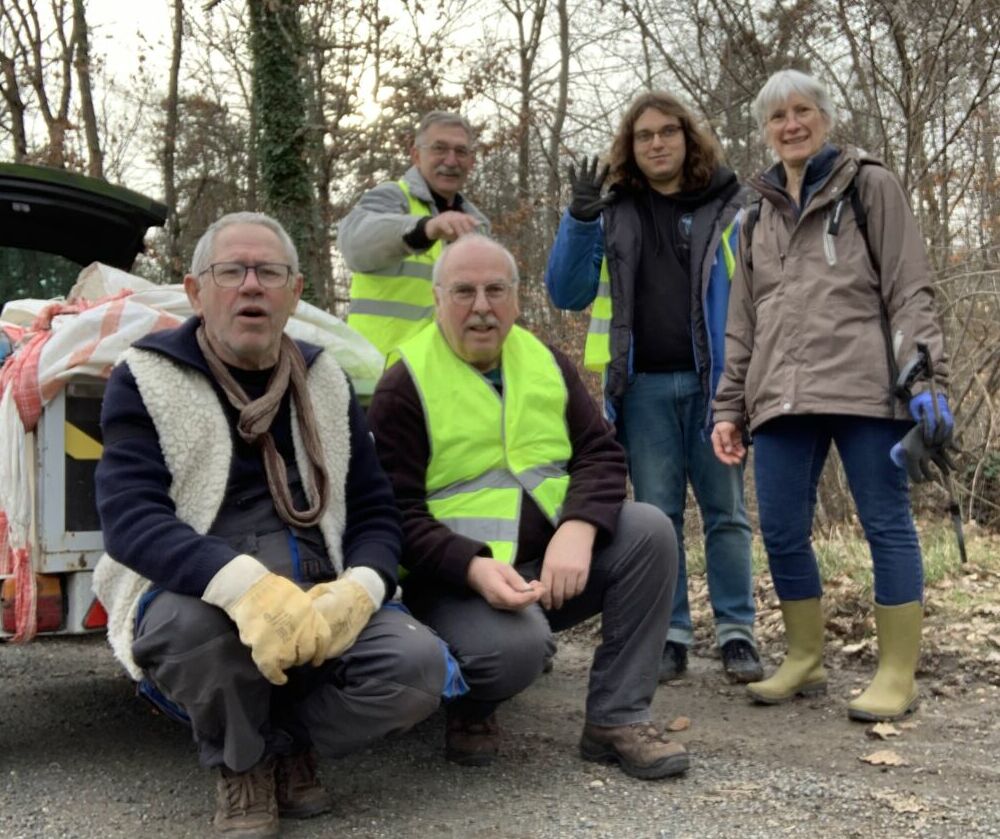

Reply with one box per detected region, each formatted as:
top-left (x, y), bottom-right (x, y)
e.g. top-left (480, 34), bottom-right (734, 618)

top-left (307, 567), bottom-right (383, 659)
top-left (202, 554), bottom-right (333, 685)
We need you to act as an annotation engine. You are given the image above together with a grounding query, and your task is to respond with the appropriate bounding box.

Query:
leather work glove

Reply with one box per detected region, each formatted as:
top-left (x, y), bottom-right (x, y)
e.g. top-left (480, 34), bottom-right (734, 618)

top-left (307, 567), bottom-right (383, 659)
top-left (567, 155), bottom-right (611, 221)
top-left (890, 424), bottom-right (959, 483)
top-left (202, 554), bottom-right (334, 686)
top-left (908, 392), bottom-right (954, 445)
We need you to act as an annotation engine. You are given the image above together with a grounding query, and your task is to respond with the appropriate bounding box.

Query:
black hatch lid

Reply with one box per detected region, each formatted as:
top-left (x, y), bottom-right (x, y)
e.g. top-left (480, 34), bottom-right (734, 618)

top-left (0, 162), bottom-right (168, 270)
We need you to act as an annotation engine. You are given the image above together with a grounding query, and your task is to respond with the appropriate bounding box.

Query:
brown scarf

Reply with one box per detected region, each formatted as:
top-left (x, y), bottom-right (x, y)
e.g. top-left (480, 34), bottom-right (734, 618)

top-left (196, 324), bottom-right (329, 528)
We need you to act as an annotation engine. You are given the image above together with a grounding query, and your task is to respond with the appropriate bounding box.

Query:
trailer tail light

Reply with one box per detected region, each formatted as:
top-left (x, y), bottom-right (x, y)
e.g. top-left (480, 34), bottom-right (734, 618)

top-left (1, 574), bottom-right (63, 633)
top-left (83, 598), bottom-right (107, 629)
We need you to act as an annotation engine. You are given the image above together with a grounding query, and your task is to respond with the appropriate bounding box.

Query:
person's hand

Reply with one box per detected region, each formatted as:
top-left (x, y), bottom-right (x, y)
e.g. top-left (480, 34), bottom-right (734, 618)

top-left (425, 211), bottom-right (481, 243)
top-left (539, 520), bottom-right (596, 611)
top-left (308, 575), bottom-right (378, 659)
top-left (202, 555), bottom-right (333, 685)
top-left (711, 421), bottom-right (747, 465)
top-left (909, 392), bottom-right (954, 446)
top-left (466, 556), bottom-right (545, 611)
top-left (890, 424), bottom-right (959, 482)
top-left (567, 155), bottom-right (611, 221)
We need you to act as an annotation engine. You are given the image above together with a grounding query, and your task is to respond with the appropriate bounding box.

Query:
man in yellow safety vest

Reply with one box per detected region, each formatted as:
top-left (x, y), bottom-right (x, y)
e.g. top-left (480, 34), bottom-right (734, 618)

top-left (339, 111), bottom-right (490, 357)
top-left (368, 234), bottom-right (689, 780)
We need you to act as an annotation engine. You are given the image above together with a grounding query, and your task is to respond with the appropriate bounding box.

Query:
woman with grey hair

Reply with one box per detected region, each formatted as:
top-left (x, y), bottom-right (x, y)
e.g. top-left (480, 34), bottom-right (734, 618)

top-left (710, 68), bottom-right (951, 721)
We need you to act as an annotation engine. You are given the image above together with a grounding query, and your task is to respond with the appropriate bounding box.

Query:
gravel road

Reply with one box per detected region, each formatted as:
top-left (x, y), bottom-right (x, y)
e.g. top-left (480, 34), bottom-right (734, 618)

top-left (2, 632), bottom-right (998, 838)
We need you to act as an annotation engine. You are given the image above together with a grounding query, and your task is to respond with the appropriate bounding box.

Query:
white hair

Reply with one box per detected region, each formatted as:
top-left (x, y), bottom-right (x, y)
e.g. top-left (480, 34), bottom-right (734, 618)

top-left (753, 69), bottom-right (836, 134)
top-left (189, 211), bottom-right (299, 277)
top-left (431, 234), bottom-right (520, 287)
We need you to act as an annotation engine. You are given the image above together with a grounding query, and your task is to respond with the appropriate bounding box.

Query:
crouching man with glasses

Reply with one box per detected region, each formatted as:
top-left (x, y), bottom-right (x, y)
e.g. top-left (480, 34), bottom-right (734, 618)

top-left (339, 110), bottom-right (491, 357)
top-left (94, 212), bottom-right (449, 837)
top-left (367, 234), bottom-right (689, 779)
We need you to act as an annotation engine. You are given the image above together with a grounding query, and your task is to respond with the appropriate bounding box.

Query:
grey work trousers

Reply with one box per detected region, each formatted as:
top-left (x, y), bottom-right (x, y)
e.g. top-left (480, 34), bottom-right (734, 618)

top-left (405, 502), bottom-right (677, 726)
top-left (133, 597), bottom-right (446, 773)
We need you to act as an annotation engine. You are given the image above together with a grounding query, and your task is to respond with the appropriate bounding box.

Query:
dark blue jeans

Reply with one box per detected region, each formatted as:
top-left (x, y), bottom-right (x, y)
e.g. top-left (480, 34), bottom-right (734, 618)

top-left (622, 371), bottom-right (755, 647)
top-left (753, 414), bottom-right (923, 605)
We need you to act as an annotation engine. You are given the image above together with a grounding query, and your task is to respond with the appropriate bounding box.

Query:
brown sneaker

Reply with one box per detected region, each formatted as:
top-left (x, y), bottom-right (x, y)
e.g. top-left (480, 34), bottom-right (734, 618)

top-left (275, 751), bottom-right (332, 819)
top-left (213, 757), bottom-right (279, 837)
top-left (580, 722), bottom-right (689, 779)
top-left (445, 710), bottom-right (500, 767)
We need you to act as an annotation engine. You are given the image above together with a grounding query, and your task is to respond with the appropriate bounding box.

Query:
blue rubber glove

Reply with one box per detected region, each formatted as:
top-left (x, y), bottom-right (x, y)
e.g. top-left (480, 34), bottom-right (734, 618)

top-left (908, 392), bottom-right (953, 444)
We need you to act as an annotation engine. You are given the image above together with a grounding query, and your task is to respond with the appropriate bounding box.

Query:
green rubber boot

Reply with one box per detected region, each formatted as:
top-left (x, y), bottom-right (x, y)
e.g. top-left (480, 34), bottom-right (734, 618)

top-left (747, 598), bottom-right (827, 704)
top-left (847, 601), bottom-right (922, 722)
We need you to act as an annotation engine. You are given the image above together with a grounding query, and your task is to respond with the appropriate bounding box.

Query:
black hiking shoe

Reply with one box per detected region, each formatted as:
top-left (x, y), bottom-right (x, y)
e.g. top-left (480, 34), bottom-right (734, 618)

top-left (721, 639), bottom-right (764, 683)
top-left (658, 641), bottom-right (688, 682)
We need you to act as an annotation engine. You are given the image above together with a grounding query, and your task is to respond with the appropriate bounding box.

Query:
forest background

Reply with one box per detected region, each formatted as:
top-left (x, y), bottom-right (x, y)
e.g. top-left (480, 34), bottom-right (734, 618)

top-left (2, 0), bottom-right (998, 537)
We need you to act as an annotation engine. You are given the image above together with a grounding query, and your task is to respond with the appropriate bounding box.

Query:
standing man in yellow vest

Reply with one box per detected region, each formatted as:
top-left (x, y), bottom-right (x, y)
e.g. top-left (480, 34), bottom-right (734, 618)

top-left (339, 111), bottom-right (490, 356)
top-left (368, 234), bottom-right (689, 780)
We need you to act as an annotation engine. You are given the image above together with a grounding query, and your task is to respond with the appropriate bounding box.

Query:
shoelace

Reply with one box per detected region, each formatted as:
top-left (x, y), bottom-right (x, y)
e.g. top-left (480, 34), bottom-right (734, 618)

top-left (630, 723), bottom-right (672, 744)
top-left (222, 767), bottom-right (271, 815)
top-left (280, 753), bottom-right (318, 794)
top-left (725, 641), bottom-right (757, 662)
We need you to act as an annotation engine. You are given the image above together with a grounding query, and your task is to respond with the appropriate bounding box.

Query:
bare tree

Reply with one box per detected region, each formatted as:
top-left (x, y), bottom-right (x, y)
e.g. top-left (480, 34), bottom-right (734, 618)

top-left (71, 0), bottom-right (101, 176)
top-left (162, 0), bottom-right (185, 282)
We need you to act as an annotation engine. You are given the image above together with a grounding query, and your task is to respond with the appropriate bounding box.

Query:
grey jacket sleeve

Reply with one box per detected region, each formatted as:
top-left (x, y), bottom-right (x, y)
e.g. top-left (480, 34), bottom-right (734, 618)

top-left (338, 181), bottom-right (424, 272)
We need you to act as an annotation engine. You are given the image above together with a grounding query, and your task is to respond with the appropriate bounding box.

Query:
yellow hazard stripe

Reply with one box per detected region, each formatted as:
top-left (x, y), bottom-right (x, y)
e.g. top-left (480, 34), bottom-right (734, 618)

top-left (65, 422), bottom-right (103, 460)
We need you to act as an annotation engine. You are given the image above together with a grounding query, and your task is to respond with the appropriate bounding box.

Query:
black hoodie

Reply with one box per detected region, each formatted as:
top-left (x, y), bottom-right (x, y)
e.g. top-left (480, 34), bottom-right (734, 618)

top-left (632, 166), bottom-right (739, 373)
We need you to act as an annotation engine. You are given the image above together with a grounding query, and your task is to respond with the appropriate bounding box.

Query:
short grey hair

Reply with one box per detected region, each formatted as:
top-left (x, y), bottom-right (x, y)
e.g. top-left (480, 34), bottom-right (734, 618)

top-left (432, 234), bottom-right (519, 287)
top-left (415, 111), bottom-right (475, 147)
top-left (189, 212), bottom-right (299, 277)
top-left (752, 69), bottom-right (836, 133)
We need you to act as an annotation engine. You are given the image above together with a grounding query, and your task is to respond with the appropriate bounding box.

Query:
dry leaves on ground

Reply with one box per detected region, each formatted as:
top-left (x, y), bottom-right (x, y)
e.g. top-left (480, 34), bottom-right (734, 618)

top-left (860, 749), bottom-right (908, 766)
top-left (866, 722), bottom-right (902, 740)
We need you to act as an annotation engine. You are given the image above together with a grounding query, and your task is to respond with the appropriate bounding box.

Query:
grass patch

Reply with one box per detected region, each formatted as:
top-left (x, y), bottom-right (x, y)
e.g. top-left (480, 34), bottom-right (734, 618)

top-left (680, 519), bottom-right (999, 599)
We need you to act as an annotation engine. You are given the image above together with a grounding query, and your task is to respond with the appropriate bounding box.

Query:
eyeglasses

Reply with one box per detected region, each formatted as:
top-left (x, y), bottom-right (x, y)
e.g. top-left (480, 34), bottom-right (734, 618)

top-left (633, 125), bottom-right (684, 146)
top-left (419, 142), bottom-right (473, 161)
top-left (444, 282), bottom-right (514, 306)
top-left (199, 262), bottom-right (293, 288)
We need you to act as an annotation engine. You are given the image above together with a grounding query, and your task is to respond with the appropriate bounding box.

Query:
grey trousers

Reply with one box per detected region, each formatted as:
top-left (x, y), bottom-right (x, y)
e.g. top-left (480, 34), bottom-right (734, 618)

top-left (405, 502), bottom-right (677, 726)
top-left (133, 597), bottom-right (446, 773)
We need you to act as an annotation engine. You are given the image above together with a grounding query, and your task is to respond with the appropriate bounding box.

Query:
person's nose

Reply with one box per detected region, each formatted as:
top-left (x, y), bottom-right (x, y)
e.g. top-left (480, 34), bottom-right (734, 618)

top-left (470, 286), bottom-right (491, 312)
top-left (241, 266), bottom-right (265, 290)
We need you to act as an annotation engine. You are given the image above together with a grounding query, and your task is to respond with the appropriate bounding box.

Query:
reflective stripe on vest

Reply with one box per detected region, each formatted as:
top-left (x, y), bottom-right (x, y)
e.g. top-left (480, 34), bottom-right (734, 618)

top-left (348, 179), bottom-right (442, 356)
top-left (395, 323), bottom-right (572, 564)
top-left (582, 219), bottom-right (739, 374)
top-left (583, 258), bottom-right (612, 372)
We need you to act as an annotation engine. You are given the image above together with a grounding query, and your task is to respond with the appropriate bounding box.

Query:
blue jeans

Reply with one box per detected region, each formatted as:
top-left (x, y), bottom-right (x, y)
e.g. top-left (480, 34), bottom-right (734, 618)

top-left (622, 371), bottom-right (755, 648)
top-left (753, 415), bottom-right (923, 605)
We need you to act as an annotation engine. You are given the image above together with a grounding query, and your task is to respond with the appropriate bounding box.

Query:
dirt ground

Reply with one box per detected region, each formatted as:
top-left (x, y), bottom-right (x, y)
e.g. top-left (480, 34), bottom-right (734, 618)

top-left (2, 565), bottom-right (999, 838)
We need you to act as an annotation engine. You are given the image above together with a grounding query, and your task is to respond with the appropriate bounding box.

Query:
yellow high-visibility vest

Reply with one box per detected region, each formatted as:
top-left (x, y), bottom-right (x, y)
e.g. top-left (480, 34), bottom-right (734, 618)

top-left (348, 179), bottom-right (441, 356)
top-left (393, 323), bottom-right (572, 563)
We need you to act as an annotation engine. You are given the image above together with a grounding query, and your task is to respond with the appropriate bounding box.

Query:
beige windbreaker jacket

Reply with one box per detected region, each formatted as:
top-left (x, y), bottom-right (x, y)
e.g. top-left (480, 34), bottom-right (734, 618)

top-left (713, 146), bottom-right (947, 433)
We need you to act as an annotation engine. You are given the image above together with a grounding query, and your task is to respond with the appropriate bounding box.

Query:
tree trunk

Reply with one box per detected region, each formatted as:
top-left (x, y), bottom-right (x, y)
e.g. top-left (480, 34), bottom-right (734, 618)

top-left (248, 0), bottom-right (322, 302)
top-left (72, 0), bottom-right (102, 178)
top-left (163, 0), bottom-right (184, 282)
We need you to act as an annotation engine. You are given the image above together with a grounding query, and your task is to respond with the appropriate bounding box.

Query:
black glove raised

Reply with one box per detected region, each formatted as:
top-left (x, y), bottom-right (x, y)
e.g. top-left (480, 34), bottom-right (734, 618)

top-left (567, 155), bottom-right (611, 221)
top-left (890, 424), bottom-right (959, 483)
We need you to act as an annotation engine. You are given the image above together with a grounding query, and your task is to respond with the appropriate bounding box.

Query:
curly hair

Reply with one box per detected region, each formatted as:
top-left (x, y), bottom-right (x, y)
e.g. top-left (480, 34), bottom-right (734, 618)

top-left (608, 91), bottom-right (723, 192)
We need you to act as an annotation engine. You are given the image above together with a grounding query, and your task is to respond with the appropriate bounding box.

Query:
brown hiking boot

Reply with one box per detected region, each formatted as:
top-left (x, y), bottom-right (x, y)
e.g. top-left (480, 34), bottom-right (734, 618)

top-left (580, 722), bottom-right (689, 779)
top-left (213, 757), bottom-right (279, 837)
top-left (275, 751), bottom-right (332, 819)
top-left (445, 710), bottom-right (500, 767)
